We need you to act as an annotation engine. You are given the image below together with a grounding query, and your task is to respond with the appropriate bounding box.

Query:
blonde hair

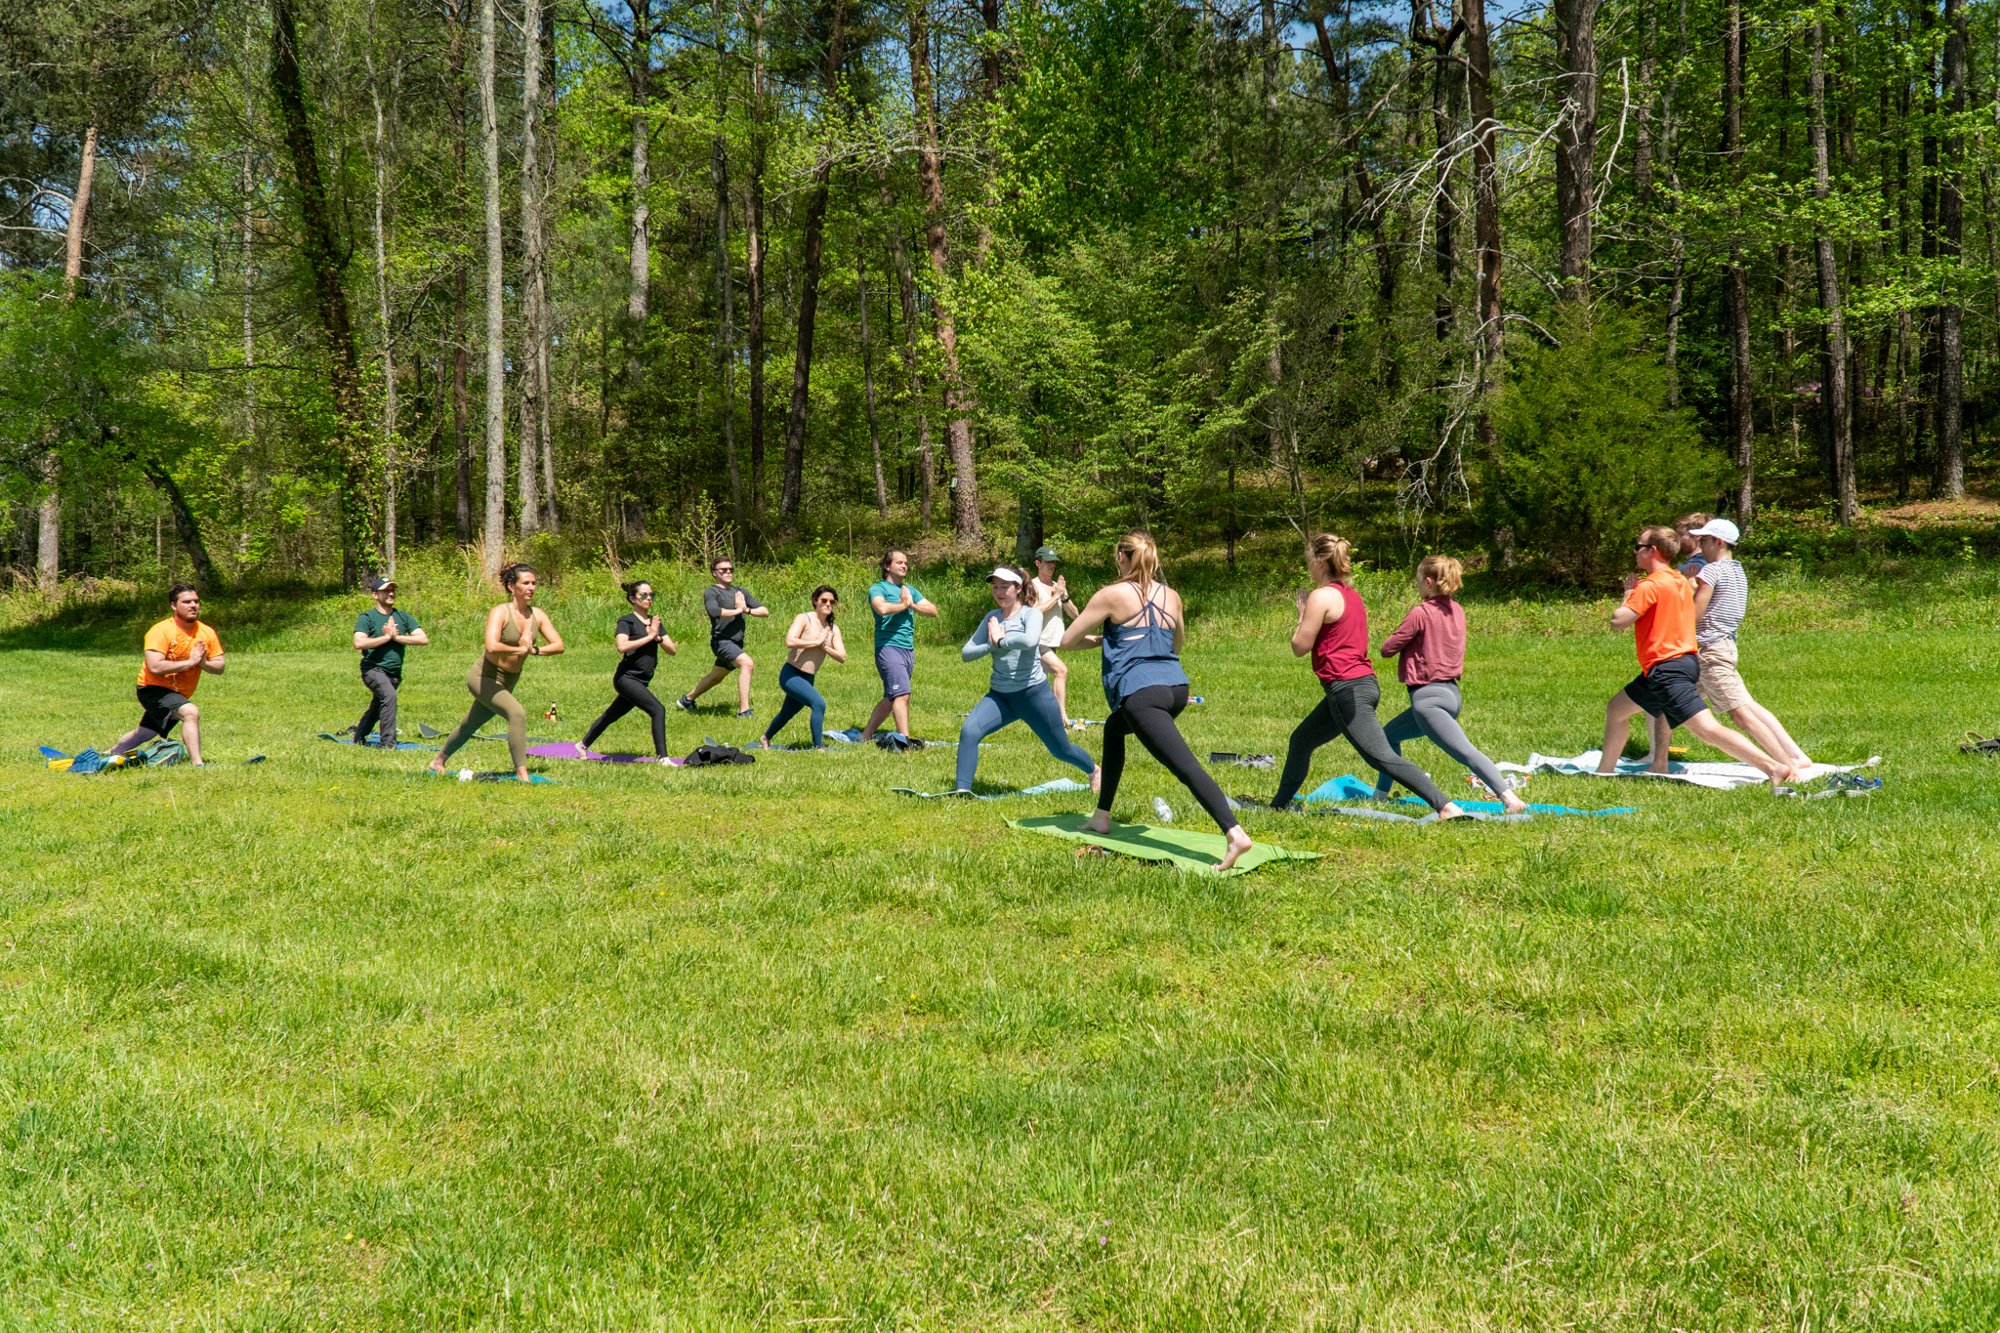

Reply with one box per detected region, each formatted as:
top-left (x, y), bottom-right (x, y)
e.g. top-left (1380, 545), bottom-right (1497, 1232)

top-left (1116, 531), bottom-right (1161, 588)
top-left (1676, 511), bottom-right (1709, 532)
top-left (1306, 533), bottom-right (1353, 585)
top-left (1417, 554), bottom-right (1463, 596)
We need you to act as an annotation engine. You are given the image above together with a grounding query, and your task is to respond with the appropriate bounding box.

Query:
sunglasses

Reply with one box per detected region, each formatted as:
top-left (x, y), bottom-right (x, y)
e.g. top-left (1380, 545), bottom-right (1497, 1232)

top-left (633, 591), bottom-right (654, 599)
top-left (815, 596), bottom-right (836, 604)
top-left (1634, 542), bottom-right (1654, 550)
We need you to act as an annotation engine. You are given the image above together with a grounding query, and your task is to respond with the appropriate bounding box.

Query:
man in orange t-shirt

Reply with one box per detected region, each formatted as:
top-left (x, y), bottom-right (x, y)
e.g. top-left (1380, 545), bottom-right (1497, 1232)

top-left (1596, 526), bottom-right (1795, 786)
top-left (110, 583), bottom-right (226, 765)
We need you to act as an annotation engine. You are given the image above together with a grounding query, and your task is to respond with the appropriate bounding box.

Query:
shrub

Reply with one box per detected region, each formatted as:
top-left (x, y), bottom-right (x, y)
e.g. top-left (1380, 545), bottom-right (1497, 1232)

top-left (1482, 307), bottom-right (1733, 584)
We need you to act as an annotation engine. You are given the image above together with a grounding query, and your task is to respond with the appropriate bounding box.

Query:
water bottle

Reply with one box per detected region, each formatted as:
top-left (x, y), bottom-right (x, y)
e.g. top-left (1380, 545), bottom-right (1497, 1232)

top-left (1151, 797), bottom-right (1174, 823)
top-left (1189, 696), bottom-right (1205, 704)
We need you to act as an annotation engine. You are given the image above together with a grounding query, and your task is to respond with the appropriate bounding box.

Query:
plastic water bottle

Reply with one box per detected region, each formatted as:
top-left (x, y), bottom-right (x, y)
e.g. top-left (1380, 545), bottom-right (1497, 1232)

top-left (1189, 696), bottom-right (1205, 704)
top-left (1151, 797), bottom-right (1174, 823)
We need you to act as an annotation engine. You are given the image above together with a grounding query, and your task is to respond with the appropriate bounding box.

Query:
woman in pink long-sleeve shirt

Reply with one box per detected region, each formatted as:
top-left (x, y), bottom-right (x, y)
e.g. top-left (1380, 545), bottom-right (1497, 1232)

top-left (1371, 555), bottom-right (1527, 815)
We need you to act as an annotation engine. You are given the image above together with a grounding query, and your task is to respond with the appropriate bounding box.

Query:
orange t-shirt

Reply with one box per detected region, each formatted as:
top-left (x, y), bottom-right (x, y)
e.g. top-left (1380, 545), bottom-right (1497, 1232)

top-left (1622, 569), bottom-right (1696, 673)
top-left (138, 617), bottom-right (224, 693)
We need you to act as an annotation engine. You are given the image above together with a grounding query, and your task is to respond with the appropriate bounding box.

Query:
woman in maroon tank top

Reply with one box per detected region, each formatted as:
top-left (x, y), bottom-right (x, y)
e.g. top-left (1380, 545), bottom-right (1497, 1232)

top-left (1264, 535), bottom-right (1466, 817)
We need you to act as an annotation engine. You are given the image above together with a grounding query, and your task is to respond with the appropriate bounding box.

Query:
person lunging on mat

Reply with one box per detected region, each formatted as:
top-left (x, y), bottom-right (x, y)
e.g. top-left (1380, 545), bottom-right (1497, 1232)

top-left (678, 557), bottom-right (767, 717)
top-left (954, 567), bottom-right (1100, 794)
top-left (1266, 536), bottom-right (1468, 821)
top-left (580, 581), bottom-right (675, 759)
top-left (1369, 555), bottom-right (1526, 815)
top-left (351, 576), bottom-right (428, 747)
top-left (1596, 527), bottom-right (1796, 787)
top-left (1029, 545), bottom-right (1088, 730)
top-left (759, 585), bottom-right (846, 750)
top-left (1060, 531), bottom-right (1253, 871)
top-left (860, 549), bottom-right (937, 741)
top-left (110, 582), bottom-right (225, 765)
top-left (429, 563), bottom-right (564, 781)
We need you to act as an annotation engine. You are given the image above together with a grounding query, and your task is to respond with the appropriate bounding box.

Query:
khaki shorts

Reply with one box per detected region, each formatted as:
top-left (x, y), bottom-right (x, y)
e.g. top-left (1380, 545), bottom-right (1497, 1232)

top-left (1697, 638), bottom-right (1755, 714)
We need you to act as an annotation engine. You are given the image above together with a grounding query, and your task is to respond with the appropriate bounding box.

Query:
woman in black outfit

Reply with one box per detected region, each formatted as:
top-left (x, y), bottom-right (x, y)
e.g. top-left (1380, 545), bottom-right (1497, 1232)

top-left (580, 581), bottom-right (677, 758)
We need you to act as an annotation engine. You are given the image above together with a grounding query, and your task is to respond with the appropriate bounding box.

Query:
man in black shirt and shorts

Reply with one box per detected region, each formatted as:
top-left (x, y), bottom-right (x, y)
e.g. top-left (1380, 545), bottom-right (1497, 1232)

top-left (678, 556), bottom-right (769, 717)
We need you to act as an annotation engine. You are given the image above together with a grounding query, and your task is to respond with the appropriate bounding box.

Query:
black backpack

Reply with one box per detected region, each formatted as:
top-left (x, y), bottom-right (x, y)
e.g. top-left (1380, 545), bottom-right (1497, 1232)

top-left (684, 743), bottom-right (756, 767)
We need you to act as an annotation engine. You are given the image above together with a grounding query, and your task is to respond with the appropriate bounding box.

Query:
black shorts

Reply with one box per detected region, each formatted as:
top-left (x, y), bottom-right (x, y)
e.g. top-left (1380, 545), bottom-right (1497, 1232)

top-left (1623, 653), bottom-right (1706, 728)
top-left (712, 639), bottom-right (747, 669)
top-left (136, 684), bottom-right (191, 734)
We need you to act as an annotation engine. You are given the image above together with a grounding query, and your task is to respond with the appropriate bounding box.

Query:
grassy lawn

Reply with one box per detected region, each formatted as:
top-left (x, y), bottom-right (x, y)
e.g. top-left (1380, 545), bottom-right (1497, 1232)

top-left (4, 560), bottom-right (1999, 1329)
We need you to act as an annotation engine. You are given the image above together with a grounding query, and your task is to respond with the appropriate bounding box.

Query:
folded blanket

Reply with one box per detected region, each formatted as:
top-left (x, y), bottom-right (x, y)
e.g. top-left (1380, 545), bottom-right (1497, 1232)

top-left (1498, 750), bottom-right (1881, 791)
top-left (1007, 813), bottom-right (1321, 876)
top-left (892, 777), bottom-right (1092, 800)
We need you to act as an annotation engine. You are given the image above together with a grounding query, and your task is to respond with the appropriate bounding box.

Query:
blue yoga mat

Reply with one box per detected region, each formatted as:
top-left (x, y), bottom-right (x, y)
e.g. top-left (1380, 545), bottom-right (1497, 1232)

top-left (318, 733), bottom-right (439, 752)
top-left (891, 777), bottom-right (1092, 800)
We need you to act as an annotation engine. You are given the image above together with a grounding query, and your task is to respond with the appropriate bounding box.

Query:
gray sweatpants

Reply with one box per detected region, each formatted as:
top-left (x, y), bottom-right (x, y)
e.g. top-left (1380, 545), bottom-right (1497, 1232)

top-left (355, 668), bottom-right (400, 746)
top-left (1372, 680), bottom-right (1511, 800)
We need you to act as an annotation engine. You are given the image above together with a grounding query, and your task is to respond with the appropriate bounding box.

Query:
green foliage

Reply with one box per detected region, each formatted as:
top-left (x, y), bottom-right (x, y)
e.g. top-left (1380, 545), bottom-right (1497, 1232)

top-left (1484, 309), bottom-right (1733, 583)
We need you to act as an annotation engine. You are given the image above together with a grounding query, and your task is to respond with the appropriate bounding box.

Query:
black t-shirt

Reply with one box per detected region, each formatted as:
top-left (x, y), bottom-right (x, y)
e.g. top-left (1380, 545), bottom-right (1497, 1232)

top-left (615, 611), bottom-right (658, 680)
top-left (704, 583), bottom-right (764, 648)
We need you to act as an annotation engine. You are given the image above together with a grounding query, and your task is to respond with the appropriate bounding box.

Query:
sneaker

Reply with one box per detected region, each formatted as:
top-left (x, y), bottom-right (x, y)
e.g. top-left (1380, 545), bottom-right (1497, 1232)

top-left (675, 696), bottom-right (696, 712)
top-left (736, 708), bottom-right (755, 719)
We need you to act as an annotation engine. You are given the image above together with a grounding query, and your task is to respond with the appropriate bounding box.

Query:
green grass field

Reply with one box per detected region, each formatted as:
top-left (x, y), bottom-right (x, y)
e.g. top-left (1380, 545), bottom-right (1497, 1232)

top-left (4, 559), bottom-right (1999, 1330)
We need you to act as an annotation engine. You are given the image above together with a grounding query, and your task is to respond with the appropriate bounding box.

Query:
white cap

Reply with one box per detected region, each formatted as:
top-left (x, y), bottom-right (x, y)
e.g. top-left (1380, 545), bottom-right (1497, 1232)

top-left (1687, 518), bottom-right (1740, 545)
top-left (988, 566), bottom-right (1024, 585)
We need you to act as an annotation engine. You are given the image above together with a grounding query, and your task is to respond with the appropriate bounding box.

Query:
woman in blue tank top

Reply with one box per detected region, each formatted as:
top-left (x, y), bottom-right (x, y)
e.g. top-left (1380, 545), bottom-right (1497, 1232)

top-left (1060, 531), bottom-right (1253, 871)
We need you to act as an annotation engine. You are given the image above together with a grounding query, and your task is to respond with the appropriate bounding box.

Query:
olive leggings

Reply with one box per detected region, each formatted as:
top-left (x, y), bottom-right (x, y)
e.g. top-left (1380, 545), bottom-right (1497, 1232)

top-left (439, 659), bottom-right (527, 770)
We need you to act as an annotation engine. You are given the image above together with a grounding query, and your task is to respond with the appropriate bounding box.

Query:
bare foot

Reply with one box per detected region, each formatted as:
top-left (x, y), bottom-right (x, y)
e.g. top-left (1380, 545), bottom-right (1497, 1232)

top-left (1090, 766), bottom-right (1102, 794)
top-left (1501, 792), bottom-right (1529, 815)
top-left (1083, 810), bottom-right (1111, 835)
top-left (514, 769), bottom-right (531, 782)
top-left (754, 737), bottom-right (771, 750)
top-left (1769, 763), bottom-right (1801, 789)
top-left (1216, 825), bottom-right (1255, 871)
top-left (427, 759), bottom-right (448, 776)
top-left (1436, 801), bottom-right (1470, 821)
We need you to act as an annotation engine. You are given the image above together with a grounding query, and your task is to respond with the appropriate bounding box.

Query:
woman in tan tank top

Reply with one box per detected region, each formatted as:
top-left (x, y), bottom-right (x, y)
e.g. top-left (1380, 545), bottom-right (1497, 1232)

top-left (429, 563), bottom-right (565, 780)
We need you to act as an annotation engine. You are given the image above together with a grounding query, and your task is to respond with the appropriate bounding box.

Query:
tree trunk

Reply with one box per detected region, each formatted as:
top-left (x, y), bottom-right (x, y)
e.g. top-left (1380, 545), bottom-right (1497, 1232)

top-left (1263, 0), bottom-right (1285, 464)
top-left (480, 0), bottom-right (505, 575)
top-left (141, 459), bottom-right (221, 594)
top-left (747, 0), bottom-right (767, 513)
top-left (518, 0), bottom-right (545, 535)
top-left (448, 0), bottom-right (472, 542)
top-left (780, 0), bottom-right (848, 519)
top-left (627, 0), bottom-right (652, 380)
top-left (1465, 0), bottom-right (1501, 446)
top-left (1809, 18), bottom-right (1855, 524)
top-left (910, 0), bottom-right (981, 542)
top-left (41, 121), bottom-right (97, 593)
top-left (885, 187), bottom-right (934, 533)
top-left (537, 0), bottom-right (558, 533)
top-left (1935, 0), bottom-right (1966, 497)
top-left (1722, 0), bottom-right (1754, 522)
top-left (1551, 0), bottom-right (1599, 300)
top-left (367, 0), bottom-right (400, 577)
top-left (272, 0), bottom-right (373, 587)
top-left (712, 7), bottom-right (743, 534)
top-left (859, 246), bottom-right (888, 517)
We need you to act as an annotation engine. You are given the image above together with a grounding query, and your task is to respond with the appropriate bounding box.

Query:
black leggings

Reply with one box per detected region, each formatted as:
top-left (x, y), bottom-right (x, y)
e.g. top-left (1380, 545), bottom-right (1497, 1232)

top-left (582, 673), bottom-right (668, 757)
top-left (1098, 684), bottom-right (1240, 834)
top-left (1272, 674), bottom-right (1450, 811)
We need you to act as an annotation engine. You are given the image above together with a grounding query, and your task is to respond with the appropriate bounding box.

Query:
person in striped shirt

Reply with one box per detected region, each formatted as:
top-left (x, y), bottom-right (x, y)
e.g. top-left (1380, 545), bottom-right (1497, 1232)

top-left (1680, 518), bottom-right (1812, 771)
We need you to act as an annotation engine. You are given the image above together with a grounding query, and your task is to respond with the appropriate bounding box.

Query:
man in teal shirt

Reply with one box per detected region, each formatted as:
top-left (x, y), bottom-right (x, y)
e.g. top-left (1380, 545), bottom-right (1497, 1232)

top-left (351, 577), bottom-right (428, 746)
top-left (859, 548), bottom-right (938, 741)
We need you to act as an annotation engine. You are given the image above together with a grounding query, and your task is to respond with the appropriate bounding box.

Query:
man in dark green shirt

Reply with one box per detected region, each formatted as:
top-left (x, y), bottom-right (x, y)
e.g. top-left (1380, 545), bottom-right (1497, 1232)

top-left (351, 577), bottom-right (429, 746)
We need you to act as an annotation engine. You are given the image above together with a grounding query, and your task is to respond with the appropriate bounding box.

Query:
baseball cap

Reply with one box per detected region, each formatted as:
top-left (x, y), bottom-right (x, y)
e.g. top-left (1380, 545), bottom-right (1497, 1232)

top-left (988, 566), bottom-right (1025, 585)
top-left (367, 576), bottom-right (397, 593)
top-left (1686, 518), bottom-right (1740, 545)
top-left (1034, 545), bottom-right (1060, 563)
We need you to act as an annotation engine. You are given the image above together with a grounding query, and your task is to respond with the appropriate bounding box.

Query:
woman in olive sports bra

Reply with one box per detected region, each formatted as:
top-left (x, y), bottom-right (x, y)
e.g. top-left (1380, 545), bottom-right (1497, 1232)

top-left (430, 563), bottom-right (566, 780)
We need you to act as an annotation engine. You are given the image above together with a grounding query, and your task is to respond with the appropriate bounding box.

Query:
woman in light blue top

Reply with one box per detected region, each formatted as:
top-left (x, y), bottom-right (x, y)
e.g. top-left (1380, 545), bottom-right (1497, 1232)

top-left (953, 567), bottom-right (1100, 795)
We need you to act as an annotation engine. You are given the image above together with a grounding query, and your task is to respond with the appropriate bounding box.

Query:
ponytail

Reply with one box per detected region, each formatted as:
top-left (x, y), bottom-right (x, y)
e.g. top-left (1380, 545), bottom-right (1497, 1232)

top-left (1416, 554), bottom-right (1463, 597)
top-left (1116, 530), bottom-right (1161, 589)
top-left (1306, 534), bottom-right (1353, 586)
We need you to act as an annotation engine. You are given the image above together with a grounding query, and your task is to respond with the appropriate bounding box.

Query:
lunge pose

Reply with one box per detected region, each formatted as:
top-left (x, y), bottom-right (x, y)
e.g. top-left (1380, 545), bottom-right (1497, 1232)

top-left (1061, 531), bottom-right (1253, 870)
top-left (580, 581), bottom-right (675, 758)
top-left (1370, 555), bottom-right (1527, 814)
top-left (1029, 545), bottom-right (1084, 728)
top-left (1679, 518), bottom-right (1812, 769)
top-left (860, 549), bottom-right (938, 741)
top-left (760, 585), bottom-right (846, 749)
top-left (110, 583), bottom-right (226, 765)
top-left (1267, 536), bottom-right (1467, 819)
top-left (954, 567), bottom-right (1100, 793)
top-left (679, 557), bottom-right (768, 716)
top-left (1596, 527), bottom-right (1795, 786)
top-left (351, 576), bottom-right (428, 747)
top-left (429, 563), bottom-right (564, 780)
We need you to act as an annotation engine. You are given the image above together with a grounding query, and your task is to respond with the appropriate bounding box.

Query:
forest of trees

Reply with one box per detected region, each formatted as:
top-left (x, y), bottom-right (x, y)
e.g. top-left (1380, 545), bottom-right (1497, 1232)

top-left (1, 0), bottom-right (1995, 590)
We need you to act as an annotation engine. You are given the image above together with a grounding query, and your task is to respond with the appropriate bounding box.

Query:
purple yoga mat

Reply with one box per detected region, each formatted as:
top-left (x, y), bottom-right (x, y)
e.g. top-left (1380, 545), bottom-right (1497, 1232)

top-left (525, 742), bottom-right (682, 766)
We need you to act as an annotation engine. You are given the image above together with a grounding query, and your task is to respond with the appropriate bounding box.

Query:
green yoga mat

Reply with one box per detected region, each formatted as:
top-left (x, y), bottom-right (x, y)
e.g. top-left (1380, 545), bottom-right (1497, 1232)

top-left (1006, 813), bottom-right (1322, 877)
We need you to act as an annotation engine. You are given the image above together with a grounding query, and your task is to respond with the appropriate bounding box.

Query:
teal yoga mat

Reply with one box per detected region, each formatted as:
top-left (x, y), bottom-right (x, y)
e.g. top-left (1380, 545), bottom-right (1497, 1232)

top-left (893, 777), bottom-right (1091, 800)
top-left (318, 733), bottom-right (439, 752)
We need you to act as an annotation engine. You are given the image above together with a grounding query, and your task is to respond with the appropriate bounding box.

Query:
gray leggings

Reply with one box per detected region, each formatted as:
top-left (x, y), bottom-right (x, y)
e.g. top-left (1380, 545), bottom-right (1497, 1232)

top-left (1272, 674), bottom-right (1450, 811)
top-left (1372, 680), bottom-right (1510, 800)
